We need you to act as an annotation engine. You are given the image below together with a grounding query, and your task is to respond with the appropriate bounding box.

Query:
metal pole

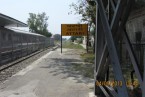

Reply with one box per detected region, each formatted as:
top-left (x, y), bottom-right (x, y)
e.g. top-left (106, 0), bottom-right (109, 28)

top-left (107, 0), bottom-right (109, 20)
top-left (143, 45), bottom-right (145, 97)
top-left (61, 36), bottom-right (62, 53)
top-left (87, 24), bottom-right (89, 53)
top-left (96, 0), bottom-right (129, 96)
top-left (94, 2), bottom-right (100, 95)
top-left (0, 31), bottom-right (1, 65)
top-left (61, 24), bottom-right (62, 53)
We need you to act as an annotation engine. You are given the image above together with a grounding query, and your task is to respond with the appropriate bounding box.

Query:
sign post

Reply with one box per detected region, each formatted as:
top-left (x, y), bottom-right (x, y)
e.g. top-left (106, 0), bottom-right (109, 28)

top-left (61, 25), bottom-right (62, 53)
top-left (61, 24), bottom-right (88, 53)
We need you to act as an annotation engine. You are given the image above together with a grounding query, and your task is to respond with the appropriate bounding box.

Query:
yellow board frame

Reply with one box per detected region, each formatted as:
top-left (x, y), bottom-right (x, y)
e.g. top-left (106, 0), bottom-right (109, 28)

top-left (61, 24), bottom-right (88, 36)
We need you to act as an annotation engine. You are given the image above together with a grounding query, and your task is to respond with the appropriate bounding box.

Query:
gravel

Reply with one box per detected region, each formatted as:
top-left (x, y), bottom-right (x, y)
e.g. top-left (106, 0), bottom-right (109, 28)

top-left (0, 46), bottom-right (58, 83)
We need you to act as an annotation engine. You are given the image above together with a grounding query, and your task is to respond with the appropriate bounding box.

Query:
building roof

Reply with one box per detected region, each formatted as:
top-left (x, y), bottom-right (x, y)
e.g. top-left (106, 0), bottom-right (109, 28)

top-left (7, 27), bottom-right (45, 37)
top-left (0, 13), bottom-right (28, 27)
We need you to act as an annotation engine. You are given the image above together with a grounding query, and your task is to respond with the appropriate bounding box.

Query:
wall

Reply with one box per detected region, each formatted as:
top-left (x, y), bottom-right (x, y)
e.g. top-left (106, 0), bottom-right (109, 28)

top-left (126, 7), bottom-right (145, 42)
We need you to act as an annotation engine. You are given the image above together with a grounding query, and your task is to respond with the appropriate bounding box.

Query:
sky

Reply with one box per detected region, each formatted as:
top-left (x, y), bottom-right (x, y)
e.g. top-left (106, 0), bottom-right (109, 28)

top-left (0, 0), bottom-right (81, 38)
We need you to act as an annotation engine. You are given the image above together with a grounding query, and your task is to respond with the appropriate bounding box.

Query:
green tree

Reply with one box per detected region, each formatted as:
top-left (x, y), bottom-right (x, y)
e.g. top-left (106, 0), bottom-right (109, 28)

top-left (27, 12), bottom-right (52, 37)
top-left (69, 0), bottom-right (96, 52)
top-left (69, 0), bottom-right (96, 25)
top-left (70, 36), bottom-right (82, 42)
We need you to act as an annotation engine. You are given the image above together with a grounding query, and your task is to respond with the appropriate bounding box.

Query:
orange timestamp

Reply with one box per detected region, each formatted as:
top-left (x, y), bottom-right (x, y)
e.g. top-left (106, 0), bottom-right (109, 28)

top-left (96, 80), bottom-right (139, 87)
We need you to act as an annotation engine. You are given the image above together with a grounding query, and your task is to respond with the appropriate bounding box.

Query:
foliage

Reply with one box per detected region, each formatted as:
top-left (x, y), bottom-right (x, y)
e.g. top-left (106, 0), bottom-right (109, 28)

top-left (69, 0), bottom-right (96, 52)
top-left (69, 36), bottom-right (83, 42)
top-left (27, 12), bottom-right (52, 37)
top-left (69, 0), bottom-right (96, 25)
top-left (90, 24), bottom-right (95, 36)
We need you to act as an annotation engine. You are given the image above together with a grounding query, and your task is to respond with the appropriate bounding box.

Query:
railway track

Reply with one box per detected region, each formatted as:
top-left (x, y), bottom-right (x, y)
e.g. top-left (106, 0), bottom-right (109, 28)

top-left (0, 46), bottom-right (58, 83)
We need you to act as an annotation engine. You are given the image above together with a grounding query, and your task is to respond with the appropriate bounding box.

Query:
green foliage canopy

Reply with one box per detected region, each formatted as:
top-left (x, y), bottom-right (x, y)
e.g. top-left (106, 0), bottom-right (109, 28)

top-left (69, 0), bottom-right (96, 25)
top-left (69, 0), bottom-right (96, 37)
top-left (27, 12), bottom-right (52, 37)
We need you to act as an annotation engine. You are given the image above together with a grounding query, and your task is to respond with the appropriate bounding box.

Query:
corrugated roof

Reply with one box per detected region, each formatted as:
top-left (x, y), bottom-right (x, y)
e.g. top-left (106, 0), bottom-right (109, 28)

top-left (7, 27), bottom-right (45, 37)
top-left (0, 13), bottom-right (28, 27)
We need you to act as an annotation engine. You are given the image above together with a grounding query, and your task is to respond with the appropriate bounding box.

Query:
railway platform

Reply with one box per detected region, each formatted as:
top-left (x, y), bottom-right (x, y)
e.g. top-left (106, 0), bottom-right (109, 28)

top-left (0, 48), bottom-right (95, 97)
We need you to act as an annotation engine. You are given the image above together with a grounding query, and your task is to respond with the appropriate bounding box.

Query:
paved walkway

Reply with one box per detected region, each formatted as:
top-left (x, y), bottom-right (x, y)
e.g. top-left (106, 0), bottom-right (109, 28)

top-left (0, 48), bottom-right (95, 97)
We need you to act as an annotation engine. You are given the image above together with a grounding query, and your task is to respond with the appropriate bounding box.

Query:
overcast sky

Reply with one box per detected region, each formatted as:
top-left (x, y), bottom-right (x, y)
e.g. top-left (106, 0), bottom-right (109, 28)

top-left (0, 0), bottom-right (81, 38)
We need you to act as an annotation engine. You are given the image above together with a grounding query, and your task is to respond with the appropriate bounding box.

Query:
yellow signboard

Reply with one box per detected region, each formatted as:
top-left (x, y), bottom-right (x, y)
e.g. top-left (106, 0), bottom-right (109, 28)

top-left (61, 24), bottom-right (88, 36)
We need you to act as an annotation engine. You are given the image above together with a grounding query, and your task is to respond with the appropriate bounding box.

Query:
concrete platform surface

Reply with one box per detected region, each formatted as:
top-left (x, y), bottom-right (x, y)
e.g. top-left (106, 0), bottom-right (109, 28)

top-left (0, 48), bottom-right (95, 97)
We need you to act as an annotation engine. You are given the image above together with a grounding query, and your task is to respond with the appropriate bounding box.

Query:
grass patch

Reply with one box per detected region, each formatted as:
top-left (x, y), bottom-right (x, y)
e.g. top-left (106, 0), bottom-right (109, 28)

top-left (62, 41), bottom-right (84, 49)
top-left (80, 53), bottom-right (95, 63)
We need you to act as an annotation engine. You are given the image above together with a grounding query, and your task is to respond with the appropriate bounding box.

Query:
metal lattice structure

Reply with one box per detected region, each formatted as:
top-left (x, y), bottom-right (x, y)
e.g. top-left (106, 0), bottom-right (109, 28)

top-left (94, 0), bottom-right (144, 97)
